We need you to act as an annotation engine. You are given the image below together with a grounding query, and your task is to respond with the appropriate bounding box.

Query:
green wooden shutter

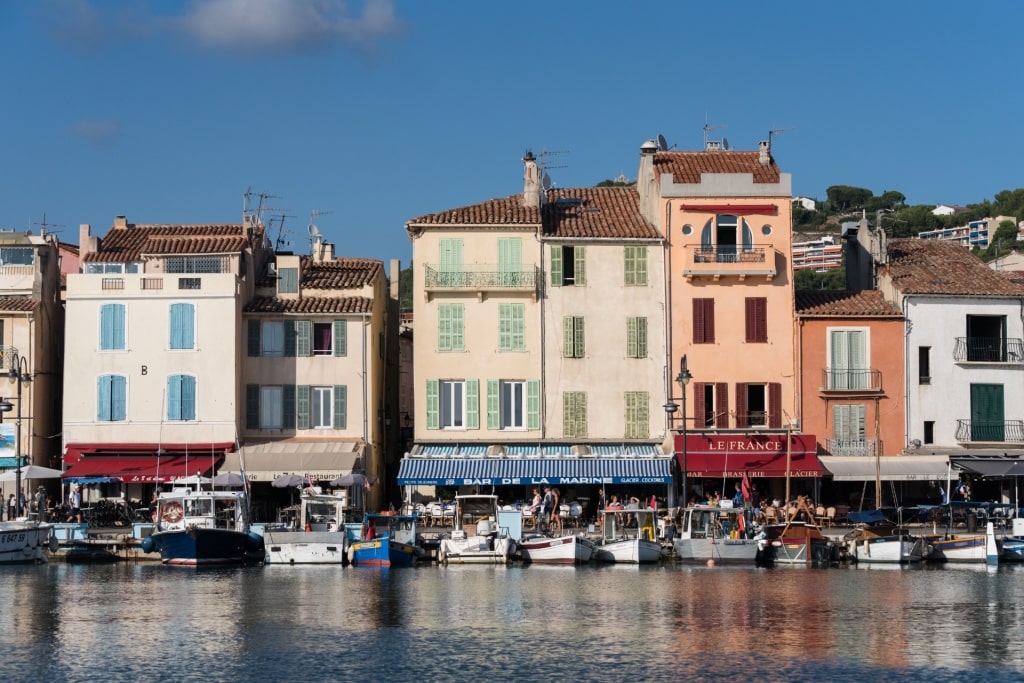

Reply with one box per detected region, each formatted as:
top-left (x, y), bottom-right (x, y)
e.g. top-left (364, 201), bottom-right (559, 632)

top-left (830, 330), bottom-right (849, 389)
top-left (849, 330), bottom-right (866, 389)
top-left (295, 320), bottom-right (311, 357)
top-left (487, 379), bottom-right (499, 429)
top-left (627, 317), bottom-right (638, 358)
top-left (297, 385), bottom-right (310, 430)
top-left (439, 305), bottom-right (452, 351)
top-left (334, 385), bottom-right (347, 430)
top-left (426, 379), bottom-right (439, 430)
top-left (574, 246), bottom-right (586, 286)
top-left (512, 304), bottom-right (524, 350)
top-left (527, 380), bottom-right (540, 430)
top-left (247, 320), bottom-right (260, 356)
top-left (452, 304), bottom-right (465, 351)
top-left (624, 247), bottom-right (635, 286)
top-left (563, 317), bottom-right (574, 357)
top-left (971, 384), bottom-right (1005, 441)
top-left (637, 317), bottom-right (647, 358)
top-left (550, 246), bottom-right (563, 287)
top-left (246, 384), bottom-right (259, 429)
top-left (574, 317), bottom-right (585, 358)
top-left (283, 384), bottom-right (296, 428)
top-left (636, 246), bottom-right (647, 285)
top-left (499, 238), bottom-right (522, 286)
top-left (499, 304), bottom-right (512, 351)
top-left (465, 379), bottom-right (479, 429)
top-left (284, 323), bottom-right (297, 357)
top-left (334, 320), bottom-right (347, 356)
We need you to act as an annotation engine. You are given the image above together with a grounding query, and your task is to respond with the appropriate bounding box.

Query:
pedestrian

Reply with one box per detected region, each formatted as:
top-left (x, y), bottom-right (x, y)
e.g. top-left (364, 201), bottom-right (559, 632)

top-left (34, 486), bottom-right (48, 522)
top-left (6, 493), bottom-right (14, 520)
top-left (68, 485), bottom-right (82, 523)
top-left (550, 488), bottom-right (562, 534)
top-left (540, 487), bottom-right (554, 533)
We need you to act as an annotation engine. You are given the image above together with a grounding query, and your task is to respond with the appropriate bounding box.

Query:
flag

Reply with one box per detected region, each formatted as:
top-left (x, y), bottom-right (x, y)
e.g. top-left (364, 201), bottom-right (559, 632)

top-left (741, 471), bottom-right (752, 503)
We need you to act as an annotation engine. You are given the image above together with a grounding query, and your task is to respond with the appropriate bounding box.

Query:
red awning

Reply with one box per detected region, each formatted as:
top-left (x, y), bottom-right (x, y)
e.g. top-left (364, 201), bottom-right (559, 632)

top-left (677, 204), bottom-right (779, 216)
top-left (675, 433), bottom-right (821, 478)
top-left (61, 456), bottom-right (218, 484)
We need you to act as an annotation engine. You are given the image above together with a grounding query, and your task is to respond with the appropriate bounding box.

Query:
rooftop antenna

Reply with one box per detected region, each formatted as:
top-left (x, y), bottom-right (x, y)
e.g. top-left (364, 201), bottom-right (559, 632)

top-left (703, 115), bottom-right (726, 147)
top-left (308, 209), bottom-right (331, 254)
top-left (538, 148), bottom-right (569, 189)
top-left (34, 212), bottom-right (65, 236)
top-left (768, 126), bottom-right (794, 149)
top-left (271, 212), bottom-right (294, 253)
top-left (243, 188), bottom-right (282, 229)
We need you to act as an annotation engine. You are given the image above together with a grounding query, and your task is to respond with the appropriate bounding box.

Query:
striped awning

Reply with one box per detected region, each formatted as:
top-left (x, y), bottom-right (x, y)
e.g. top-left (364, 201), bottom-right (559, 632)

top-left (396, 456), bottom-right (671, 486)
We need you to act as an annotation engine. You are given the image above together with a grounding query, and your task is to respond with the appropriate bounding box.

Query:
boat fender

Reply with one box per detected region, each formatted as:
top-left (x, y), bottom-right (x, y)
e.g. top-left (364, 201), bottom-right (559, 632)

top-left (48, 534), bottom-right (59, 553)
top-left (245, 532), bottom-right (264, 550)
top-left (141, 537), bottom-right (155, 553)
top-left (346, 545), bottom-right (355, 565)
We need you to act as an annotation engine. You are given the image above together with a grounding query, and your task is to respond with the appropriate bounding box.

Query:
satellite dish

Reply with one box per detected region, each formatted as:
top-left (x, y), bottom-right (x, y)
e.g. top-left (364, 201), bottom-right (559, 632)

top-left (657, 133), bottom-right (668, 151)
top-left (722, 137), bottom-right (730, 150)
top-left (542, 173), bottom-right (552, 190)
top-left (308, 223), bottom-right (320, 238)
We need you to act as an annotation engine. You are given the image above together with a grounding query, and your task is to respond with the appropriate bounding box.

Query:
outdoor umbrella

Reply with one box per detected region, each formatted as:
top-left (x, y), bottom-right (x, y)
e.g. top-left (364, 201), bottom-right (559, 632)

top-left (0, 465), bottom-right (64, 481)
top-left (212, 472), bottom-right (247, 488)
top-left (271, 474), bottom-right (305, 488)
top-left (330, 473), bottom-right (373, 488)
top-left (171, 475), bottom-right (211, 486)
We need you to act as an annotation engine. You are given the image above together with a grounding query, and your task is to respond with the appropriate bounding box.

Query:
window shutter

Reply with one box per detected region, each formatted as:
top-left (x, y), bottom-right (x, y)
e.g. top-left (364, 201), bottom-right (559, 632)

top-left (426, 379), bottom-right (439, 430)
top-left (562, 317), bottom-right (574, 357)
top-left (550, 246), bottom-right (563, 287)
top-left (337, 385), bottom-right (349, 429)
top-left (181, 375), bottom-right (195, 421)
top-left (745, 298), bottom-right (767, 343)
top-left (627, 317), bottom-right (638, 358)
top-left (334, 320), bottom-right (347, 356)
top-left (465, 379), bottom-right (479, 429)
top-left (692, 300), bottom-right (705, 344)
top-left (111, 375), bottom-right (126, 421)
top-left (574, 246), bottom-right (586, 286)
top-left (297, 385), bottom-right (310, 430)
top-left (246, 384), bottom-right (259, 429)
top-left (527, 380), bottom-right (540, 430)
top-left (854, 404), bottom-right (866, 440)
top-left (98, 377), bottom-right (111, 421)
top-left (574, 317), bottom-right (585, 358)
top-left (283, 384), bottom-right (296, 429)
top-left (247, 320), bottom-right (260, 356)
top-left (512, 304), bottom-right (524, 350)
top-left (576, 392), bottom-right (588, 437)
top-left (715, 383), bottom-right (729, 428)
top-left (735, 384), bottom-right (748, 428)
top-left (439, 305), bottom-right (452, 351)
top-left (636, 246), bottom-right (648, 285)
top-left (850, 330), bottom-right (867, 389)
top-left (284, 323), bottom-right (297, 357)
top-left (624, 247), bottom-right (636, 286)
top-left (833, 404), bottom-right (848, 441)
top-left (169, 303), bottom-right (194, 349)
top-left (499, 304), bottom-right (512, 351)
top-left (768, 382), bottom-right (782, 428)
top-left (637, 317), bottom-right (647, 358)
top-left (295, 320), bottom-right (311, 357)
top-left (693, 299), bottom-right (715, 344)
top-left (692, 383), bottom-right (705, 429)
top-left (452, 305), bottom-right (465, 351)
top-left (112, 304), bottom-right (125, 350)
top-left (167, 375), bottom-right (181, 420)
top-left (487, 379), bottom-right (499, 430)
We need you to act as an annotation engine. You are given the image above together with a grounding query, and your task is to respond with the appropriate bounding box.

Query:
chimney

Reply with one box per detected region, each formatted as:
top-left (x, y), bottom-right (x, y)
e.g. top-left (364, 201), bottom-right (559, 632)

top-left (79, 223), bottom-right (99, 259)
top-left (390, 259), bottom-right (400, 301)
top-left (522, 150), bottom-right (541, 210)
top-left (114, 215), bottom-right (128, 229)
top-left (637, 138), bottom-right (660, 226)
top-left (759, 141), bottom-right (771, 166)
top-left (322, 240), bottom-right (334, 262)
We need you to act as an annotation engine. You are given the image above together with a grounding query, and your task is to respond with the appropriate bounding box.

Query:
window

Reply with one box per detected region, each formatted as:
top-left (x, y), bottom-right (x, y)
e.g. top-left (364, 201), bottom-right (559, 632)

top-left (313, 322), bottom-right (332, 355)
top-left (178, 278), bottom-right (201, 290)
top-left (624, 391), bottom-right (649, 438)
top-left (169, 303), bottom-right (195, 350)
top-left (99, 303), bottom-right (126, 350)
top-left (0, 247), bottom-right (34, 266)
top-left (425, 379), bottom-right (478, 430)
top-left (438, 304), bottom-right (465, 352)
top-left (439, 238), bottom-right (465, 286)
top-left (491, 380), bottom-right (526, 430)
top-left (300, 386), bottom-right (348, 430)
top-left (165, 256), bottom-right (224, 273)
top-left (924, 421), bottom-right (934, 445)
top-left (828, 329), bottom-right (867, 389)
top-left (627, 317), bottom-right (648, 358)
top-left (167, 374), bottom-right (196, 421)
top-left (563, 392), bottom-right (588, 438)
top-left (85, 262), bottom-right (141, 274)
top-left (261, 321), bottom-right (284, 356)
top-left (498, 238), bottom-right (523, 286)
top-left (965, 314), bottom-right (1007, 362)
top-left (550, 245), bottom-right (586, 287)
top-left (693, 382), bottom-right (729, 429)
top-left (624, 246), bottom-right (648, 286)
top-left (562, 316), bottom-right (585, 358)
top-left (919, 346), bottom-right (931, 384)
top-left (698, 215), bottom-right (754, 262)
top-left (499, 304), bottom-right (525, 351)
top-left (97, 375), bottom-right (127, 421)
top-left (278, 267), bottom-right (299, 294)
top-left (735, 382), bottom-right (781, 428)
top-left (745, 298), bottom-right (767, 343)
top-left (260, 386), bottom-right (283, 429)
top-left (832, 404), bottom-right (866, 450)
top-left (693, 299), bottom-right (715, 344)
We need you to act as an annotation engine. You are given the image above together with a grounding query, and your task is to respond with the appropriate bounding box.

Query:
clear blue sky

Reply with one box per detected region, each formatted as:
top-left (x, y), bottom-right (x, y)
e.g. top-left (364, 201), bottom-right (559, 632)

top-left (2, 1), bottom-right (1021, 267)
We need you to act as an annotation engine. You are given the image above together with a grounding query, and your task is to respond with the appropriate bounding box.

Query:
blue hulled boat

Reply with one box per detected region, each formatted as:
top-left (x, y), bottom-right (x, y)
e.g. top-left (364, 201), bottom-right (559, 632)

top-left (348, 513), bottom-right (421, 567)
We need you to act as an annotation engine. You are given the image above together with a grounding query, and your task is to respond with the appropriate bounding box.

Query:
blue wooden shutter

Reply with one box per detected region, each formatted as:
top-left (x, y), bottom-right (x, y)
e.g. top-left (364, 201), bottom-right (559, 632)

top-left (167, 375), bottom-right (181, 420)
top-left (334, 320), bottom-right (347, 356)
top-left (333, 385), bottom-right (347, 429)
top-left (97, 376), bottom-right (111, 421)
top-left (169, 303), bottom-right (193, 349)
top-left (110, 375), bottom-right (126, 421)
top-left (297, 385), bottom-right (310, 430)
top-left (181, 375), bottom-right (196, 421)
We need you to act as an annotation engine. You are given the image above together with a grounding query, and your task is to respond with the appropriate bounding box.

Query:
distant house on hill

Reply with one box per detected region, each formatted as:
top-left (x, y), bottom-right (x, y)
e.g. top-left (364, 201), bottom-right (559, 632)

top-left (793, 196), bottom-right (816, 211)
top-left (931, 204), bottom-right (967, 216)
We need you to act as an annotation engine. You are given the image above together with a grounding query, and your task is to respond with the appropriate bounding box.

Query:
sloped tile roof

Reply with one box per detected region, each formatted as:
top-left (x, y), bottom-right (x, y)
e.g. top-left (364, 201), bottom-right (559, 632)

top-left (302, 257), bottom-right (383, 289)
top-left (653, 150), bottom-right (781, 184)
top-left (997, 270), bottom-right (1024, 287)
top-left (408, 187), bottom-right (659, 240)
top-left (796, 290), bottom-right (902, 317)
top-left (885, 239), bottom-right (1024, 296)
top-left (244, 296), bottom-right (373, 314)
top-left (84, 224), bottom-right (249, 262)
top-left (0, 296), bottom-right (40, 312)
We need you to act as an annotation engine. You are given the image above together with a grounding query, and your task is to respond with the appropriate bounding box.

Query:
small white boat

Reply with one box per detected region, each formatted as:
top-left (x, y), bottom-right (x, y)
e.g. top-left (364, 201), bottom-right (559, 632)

top-left (672, 504), bottom-right (763, 565)
top-left (0, 519), bottom-right (57, 564)
top-left (264, 489), bottom-right (350, 565)
top-left (845, 526), bottom-right (927, 564)
top-left (519, 534), bottom-right (593, 565)
top-left (438, 494), bottom-right (517, 564)
top-left (926, 522), bottom-right (999, 565)
top-left (593, 509), bottom-right (663, 564)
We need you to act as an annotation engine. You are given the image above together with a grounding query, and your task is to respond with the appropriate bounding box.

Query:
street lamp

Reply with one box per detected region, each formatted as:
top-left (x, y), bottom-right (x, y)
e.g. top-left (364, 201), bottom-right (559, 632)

top-left (1, 352), bottom-right (31, 518)
top-left (664, 355), bottom-right (693, 508)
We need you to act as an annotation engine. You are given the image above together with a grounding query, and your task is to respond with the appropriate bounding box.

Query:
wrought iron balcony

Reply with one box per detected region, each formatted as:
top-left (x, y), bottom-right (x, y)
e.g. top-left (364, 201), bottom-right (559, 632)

top-left (820, 368), bottom-right (882, 392)
top-left (824, 438), bottom-right (877, 457)
top-left (682, 244), bottom-right (778, 281)
top-left (955, 419), bottom-right (1024, 443)
top-left (953, 336), bottom-right (1024, 363)
top-left (423, 265), bottom-right (539, 294)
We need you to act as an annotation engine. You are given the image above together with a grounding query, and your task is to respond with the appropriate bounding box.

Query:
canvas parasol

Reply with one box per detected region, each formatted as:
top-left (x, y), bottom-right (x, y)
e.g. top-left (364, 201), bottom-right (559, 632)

top-left (330, 473), bottom-right (373, 488)
top-left (271, 474), bottom-right (306, 488)
top-left (212, 472), bottom-right (247, 488)
top-left (0, 465), bottom-right (64, 481)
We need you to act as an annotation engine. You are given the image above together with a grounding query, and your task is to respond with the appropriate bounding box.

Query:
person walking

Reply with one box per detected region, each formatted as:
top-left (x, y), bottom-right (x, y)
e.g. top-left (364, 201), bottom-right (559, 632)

top-left (68, 485), bottom-right (82, 523)
top-left (549, 488), bottom-right (562, 535)
top-left (6, 493), bottom-right (14, 521)
top-left (539, 487), bottom-right (554, 534)
top-left (34, 486), bottom-right (48, 522)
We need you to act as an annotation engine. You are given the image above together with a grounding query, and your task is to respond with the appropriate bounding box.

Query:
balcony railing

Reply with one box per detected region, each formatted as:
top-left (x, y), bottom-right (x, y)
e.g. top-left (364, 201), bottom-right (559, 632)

top-left (682, 244), bottom-right (778, 280)
top-left (955, 419), bottom-right (1024, 443)
top-left (953, 336), bottom-right (1024, 363)
top-left (824, 438), bottom-right (878, 457)
top-left (821, 369), bottom-right (882, 392)
top-left (423, 265), bottom-right (539, 291)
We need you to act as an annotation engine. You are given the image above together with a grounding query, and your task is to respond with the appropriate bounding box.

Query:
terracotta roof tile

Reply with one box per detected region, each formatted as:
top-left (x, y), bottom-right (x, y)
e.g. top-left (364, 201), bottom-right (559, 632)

top-left (885, 239), bottom-right (1024, 296)
top-left (302, 257), bottom-right (383, 289)
top-left (244, 296), bottom-right (373, 314)
top-left (0, 296), bottom-right (40, 312)
top-left (83, 224), bottom-right (251, 262)
top-left (796, 290), bottom-right (902, 317)
top-left (653, 150), bottom-right (781, 185)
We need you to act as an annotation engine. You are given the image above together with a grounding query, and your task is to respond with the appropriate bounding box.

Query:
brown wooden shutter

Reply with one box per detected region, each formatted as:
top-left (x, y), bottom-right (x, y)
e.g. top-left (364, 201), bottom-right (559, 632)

top-left (768, 382), bottom-right (782, 428)
top-left (692, 299), bottom-right (705, 344)
top-left (715, 382), bottom-right (729, 428)
top-left (692, 382), bottom-right (705, 429)
top-left (745, 297), bottom-right (767, 343)
top-left (735, 383), bottom-right (748, 428)
top-left (705, 299), bottom-right (715, 343)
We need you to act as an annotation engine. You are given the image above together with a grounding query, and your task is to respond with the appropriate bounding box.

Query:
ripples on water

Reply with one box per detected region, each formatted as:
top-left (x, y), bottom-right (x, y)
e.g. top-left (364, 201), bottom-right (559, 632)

top-left (3, 562), bottom-right (1024, 682)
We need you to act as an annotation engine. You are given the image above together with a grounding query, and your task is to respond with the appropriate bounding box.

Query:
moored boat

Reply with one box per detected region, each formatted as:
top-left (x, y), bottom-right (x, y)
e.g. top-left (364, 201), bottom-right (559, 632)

top-left (925, 522), bottom-right (998, 565)
top-left (671, 504), bottom-right (765, 566)
top-left (0, 519), bottom-right (57, 564)
top-left (593, 509), bottom-right (663, 564)
top-left (263, 488), bottom-right (350, 565)
top-left (761, 497), bottom-right (837, 566)
top-left (141, 483), bottom-right (265, 566)
top-left (349, 513), bottom-right (421, 567)
top-left (438, 494), bottom-right (518, 564)
top-left (519, 533), bottom-right (593, 565)
top-left (844, 525), bottom-right (927, 564)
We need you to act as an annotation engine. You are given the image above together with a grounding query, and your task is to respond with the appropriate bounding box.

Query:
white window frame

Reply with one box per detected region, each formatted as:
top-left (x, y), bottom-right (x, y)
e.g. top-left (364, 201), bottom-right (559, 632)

top-left (440, 380), bottom-right (466, 429)
top-left (501, 380), bottom-right (526, 430)
top-left (311, 386), bottom-right (333, 428)
top-left (260, 386), bottom-right (283, 429)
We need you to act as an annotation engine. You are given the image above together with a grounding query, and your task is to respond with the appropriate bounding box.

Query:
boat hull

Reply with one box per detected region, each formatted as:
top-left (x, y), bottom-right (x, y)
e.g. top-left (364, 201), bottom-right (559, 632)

top-left (594, 538), bottom-right (662, 564)
top-left (520, 535), bottom-right (593, 565)
top-left (149, 528), bottom-right (265, 566)
top-left (439, 535), bottom-right (516, 564)
top-left (851, 535), bottom-right (926, 564)
top-left (1001, 537), bottom-right (1024, 562)
top-left (926, 535), bottom-right (990, 563)
top-left (264, 530), bottom-right (347, 565)
top-left (0, 521), bottom-right (55, 564)
top-left (350, 539), bottom-right (418, 567)
top-left (763, 523), bottom-right (837, 566)
top-left (673, 537), bottom-right (761, 565)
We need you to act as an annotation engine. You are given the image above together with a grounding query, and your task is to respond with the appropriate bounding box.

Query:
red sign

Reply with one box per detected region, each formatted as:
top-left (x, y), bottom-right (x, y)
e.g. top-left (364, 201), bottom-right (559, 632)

top-left (674, 433), bottom-right (821, 478)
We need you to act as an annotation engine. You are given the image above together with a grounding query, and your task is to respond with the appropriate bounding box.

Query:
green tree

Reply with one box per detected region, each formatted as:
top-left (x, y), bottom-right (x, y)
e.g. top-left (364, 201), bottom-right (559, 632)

top-left (980, 219), bottom-right (1021, 262)
top-left (826, 185), bottom-right (873, 212)
top-left (795, 267), bottom-right (846, 290)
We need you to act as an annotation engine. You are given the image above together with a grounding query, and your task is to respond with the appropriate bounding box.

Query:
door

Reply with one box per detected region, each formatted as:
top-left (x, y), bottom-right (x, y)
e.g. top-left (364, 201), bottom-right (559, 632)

top-left (970, 383), bottom-right (1004, 441)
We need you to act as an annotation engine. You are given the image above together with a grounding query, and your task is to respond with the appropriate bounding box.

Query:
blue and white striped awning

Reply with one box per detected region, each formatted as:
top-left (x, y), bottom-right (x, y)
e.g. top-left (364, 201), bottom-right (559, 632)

top-left (397, 457), bottom-right (671, 486)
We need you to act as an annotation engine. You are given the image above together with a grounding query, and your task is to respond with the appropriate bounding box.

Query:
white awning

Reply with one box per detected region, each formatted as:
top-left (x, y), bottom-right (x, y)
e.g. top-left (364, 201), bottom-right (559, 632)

top-left (819, 455), bottom-right (950, 481)
top-left (221, 441), bottom-right (366, 482)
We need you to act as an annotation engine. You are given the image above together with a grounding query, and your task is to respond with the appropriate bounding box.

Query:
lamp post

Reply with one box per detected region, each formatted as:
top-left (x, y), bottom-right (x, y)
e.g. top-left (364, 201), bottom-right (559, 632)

top-left (664, 355), bottom-right (693, 508)
top-left (0, 351), bottom-right (31, 517)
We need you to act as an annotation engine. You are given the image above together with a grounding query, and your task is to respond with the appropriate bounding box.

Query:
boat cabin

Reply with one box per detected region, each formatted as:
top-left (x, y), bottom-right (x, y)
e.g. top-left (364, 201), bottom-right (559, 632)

top-left (680, 504), bottom-right (748, 540)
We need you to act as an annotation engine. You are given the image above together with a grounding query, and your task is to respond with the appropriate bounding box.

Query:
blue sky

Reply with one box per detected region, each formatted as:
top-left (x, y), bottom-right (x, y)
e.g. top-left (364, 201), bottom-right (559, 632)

top-left (2, 1), bottom-right (1021, 267)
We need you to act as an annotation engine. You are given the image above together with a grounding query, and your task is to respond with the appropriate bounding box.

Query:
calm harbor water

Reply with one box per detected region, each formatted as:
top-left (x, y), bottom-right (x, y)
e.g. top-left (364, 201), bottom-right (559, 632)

top-left (3, 561), bottom-right (1024, 682)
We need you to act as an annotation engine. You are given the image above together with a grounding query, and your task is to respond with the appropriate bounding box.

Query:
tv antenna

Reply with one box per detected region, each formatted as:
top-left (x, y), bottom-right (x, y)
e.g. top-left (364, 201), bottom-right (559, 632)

top-left (768, 126), bottom-right (794, 148)
top-left (308, 210), bottom-right (331, 252)
top-left (703, 115), bottom-right (726, 147)
top-left (270, 212), bottom-right (294, 252)
top-left (538, 148), bottom-right (569, 191)
top-left (243, 188), bottom-right (281, 229)
top-left (34, 212), bottom-right (65, 235)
